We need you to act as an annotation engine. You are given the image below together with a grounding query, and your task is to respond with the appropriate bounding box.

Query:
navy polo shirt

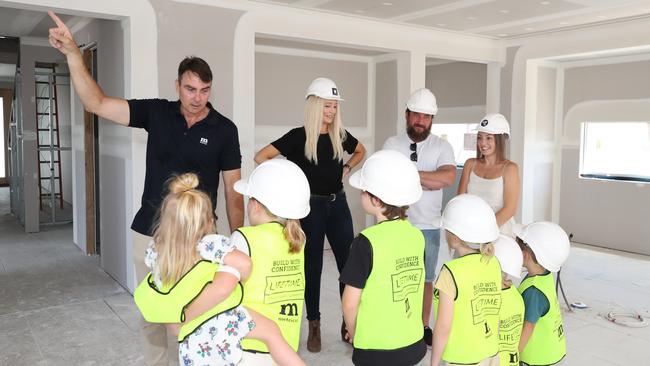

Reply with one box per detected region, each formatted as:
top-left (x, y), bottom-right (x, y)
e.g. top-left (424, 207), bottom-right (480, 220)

top-left (128, 99), bottom-right (241, 235)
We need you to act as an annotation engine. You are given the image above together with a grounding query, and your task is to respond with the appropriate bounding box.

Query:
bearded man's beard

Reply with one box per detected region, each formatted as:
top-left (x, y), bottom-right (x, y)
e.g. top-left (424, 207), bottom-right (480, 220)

top-left (407, 122), bottom-right (432, 142)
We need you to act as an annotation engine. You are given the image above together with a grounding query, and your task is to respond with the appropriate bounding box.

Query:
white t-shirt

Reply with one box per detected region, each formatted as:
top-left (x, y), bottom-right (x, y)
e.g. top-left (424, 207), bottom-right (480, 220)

top-left (383, 133), bottom-right (455, 229)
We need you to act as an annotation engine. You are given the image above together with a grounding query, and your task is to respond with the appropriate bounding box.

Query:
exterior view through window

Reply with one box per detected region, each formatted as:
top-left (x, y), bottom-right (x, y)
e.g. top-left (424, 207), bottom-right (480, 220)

top-left (580, 122), bottom-right (650, 183)
top-left (430, 123), bottom-right (478, 166)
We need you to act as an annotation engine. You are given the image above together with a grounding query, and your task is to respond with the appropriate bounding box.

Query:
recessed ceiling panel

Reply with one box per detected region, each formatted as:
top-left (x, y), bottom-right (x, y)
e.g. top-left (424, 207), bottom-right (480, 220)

top-left (317, 0), bottom-right (456, 19)
top-left (482, 3), bottom-right (650, 38)
top-left (408, 0), bottom-right (585, 31)
top-left (256, 36), bottom-right (389, 56)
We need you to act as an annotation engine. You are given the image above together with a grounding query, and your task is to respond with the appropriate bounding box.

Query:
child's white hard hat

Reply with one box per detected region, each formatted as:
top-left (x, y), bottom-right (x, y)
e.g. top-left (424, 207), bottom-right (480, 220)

top-left (493, 234), bottom-right (523, 278)
top-left (234, 159), bottom-right (310, 219)
top-left (436, 194), bottom-right (499, 244)
top-left (349, 149), bottom-right (422, 206)
top-left (513, 221), bottom-right (570, 272)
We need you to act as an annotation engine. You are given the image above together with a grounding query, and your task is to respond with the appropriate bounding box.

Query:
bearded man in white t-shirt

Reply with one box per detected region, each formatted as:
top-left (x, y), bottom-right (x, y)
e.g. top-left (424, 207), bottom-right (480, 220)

top-left (383, 88), bottom-right (456, 347)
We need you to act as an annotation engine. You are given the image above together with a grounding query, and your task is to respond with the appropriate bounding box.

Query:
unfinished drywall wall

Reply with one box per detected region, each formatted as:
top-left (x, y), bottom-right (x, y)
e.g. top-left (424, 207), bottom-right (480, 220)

top-left (426, 61), bottom-right (486, 124)
top-left (559, 60), bottom-right (650, 255)
top-left (70, 18), bottom-right (129, 287)
top-left (374, 60), bottom-right (398, 149)
top-left (255, 52), bottom-right (368, 127)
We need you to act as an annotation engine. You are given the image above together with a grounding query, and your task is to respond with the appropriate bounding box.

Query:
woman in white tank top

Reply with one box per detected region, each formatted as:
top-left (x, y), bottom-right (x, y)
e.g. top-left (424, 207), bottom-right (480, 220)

top-left (457, 113), bottom-right (520, 237)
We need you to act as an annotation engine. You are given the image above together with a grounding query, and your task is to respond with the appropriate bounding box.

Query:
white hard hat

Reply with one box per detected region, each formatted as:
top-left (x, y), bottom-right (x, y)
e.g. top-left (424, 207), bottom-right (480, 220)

top-left (305, 77), bottom-right (344, 101)
top-left (513, 221), bottom-right (570, 273)
top-left (234, 159), bottom-right (310, 220)
top-left (349, 150), bottom-right (422, 206)
top-left (476, 113), bottom-right (510, 135)
top-left (437, 194), bottom-right (499, 244)
top-left (493, 235), bottom-right (523, 278)
top-left (406, 88), bottom-right (438, 116)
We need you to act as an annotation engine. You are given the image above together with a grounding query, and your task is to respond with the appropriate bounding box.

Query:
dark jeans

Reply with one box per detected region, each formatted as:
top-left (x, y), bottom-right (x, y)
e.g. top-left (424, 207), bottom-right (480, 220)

top-left (301, 190), bottom-right (354, 321)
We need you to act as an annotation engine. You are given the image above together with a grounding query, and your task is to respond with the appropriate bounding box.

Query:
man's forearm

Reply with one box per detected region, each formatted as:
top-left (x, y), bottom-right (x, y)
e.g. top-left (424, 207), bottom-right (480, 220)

top-left (225, 192), bottom-right (244, 232)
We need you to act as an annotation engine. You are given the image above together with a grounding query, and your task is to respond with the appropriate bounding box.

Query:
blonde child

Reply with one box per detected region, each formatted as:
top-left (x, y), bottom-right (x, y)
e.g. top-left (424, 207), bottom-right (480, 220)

top-left (431, 194), bottom-right (502, 366)
top-left (493, 235), bottom-right (525, 366)
top-left (134, 173), bottom-right (304, 366)
top-left (230, 159), bottom-right (310, 365)
top-left (515, 221), bottom-right (570, 366)
top-left (340, 150), bottom-right (427, 366)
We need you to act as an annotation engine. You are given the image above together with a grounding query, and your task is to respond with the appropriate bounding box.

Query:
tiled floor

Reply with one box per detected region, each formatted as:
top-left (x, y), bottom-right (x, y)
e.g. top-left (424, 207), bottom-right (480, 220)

top-left (1, 186), bottom-right (649, 365)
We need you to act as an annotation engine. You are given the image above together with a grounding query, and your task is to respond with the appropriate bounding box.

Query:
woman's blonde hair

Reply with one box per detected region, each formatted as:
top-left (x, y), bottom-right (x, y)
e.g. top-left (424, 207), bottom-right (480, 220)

top-left (479, 242), bottom-right (495, 261)
top-left (304, 95), bottom-right (346, 164)
top-left (152, 173), bottom-right (215, 286)
top-left (252, 198), bottom-right (306, 253)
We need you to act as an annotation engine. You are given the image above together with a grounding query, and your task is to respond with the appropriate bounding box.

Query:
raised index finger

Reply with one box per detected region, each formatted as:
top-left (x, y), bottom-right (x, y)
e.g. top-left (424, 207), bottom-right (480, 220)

top-left (48, 11), bottom-right (67, 30)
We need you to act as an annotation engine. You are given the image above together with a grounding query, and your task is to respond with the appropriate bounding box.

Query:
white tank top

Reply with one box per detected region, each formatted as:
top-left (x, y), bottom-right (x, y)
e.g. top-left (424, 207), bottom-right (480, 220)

top-left (467, 165), bottom-right (515, 237)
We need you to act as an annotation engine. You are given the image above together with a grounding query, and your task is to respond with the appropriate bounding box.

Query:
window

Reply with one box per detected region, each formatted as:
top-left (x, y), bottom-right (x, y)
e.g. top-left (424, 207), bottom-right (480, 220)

top-left (580, 122), bottom-right (650, 183)
top-left (430, 123), bottom-right (478, 166)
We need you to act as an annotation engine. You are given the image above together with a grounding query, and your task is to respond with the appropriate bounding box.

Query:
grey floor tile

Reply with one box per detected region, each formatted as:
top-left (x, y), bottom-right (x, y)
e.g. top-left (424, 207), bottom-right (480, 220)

top-left (0, 313), bottom-right (45, 365)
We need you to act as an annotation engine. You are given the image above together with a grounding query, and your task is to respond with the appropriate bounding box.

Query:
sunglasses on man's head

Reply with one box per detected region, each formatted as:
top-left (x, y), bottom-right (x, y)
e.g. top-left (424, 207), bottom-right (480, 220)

top-left (410, 143), bottom-right (417, 162)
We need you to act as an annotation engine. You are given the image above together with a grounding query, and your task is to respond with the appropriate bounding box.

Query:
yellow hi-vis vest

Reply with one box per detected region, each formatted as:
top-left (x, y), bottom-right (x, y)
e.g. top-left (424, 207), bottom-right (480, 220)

top-left (434, 253), bottom-right (502, 364)
top-left (519, 273), bottom-right (566, 365)
top-left (238, 222), bottom-right (305, 352)
top-left (133, 260), bottom-right (243, 342)
top-left (354, 219), bottom-right (425, 350)
top-left (499, 285), bottom-right (525, 366)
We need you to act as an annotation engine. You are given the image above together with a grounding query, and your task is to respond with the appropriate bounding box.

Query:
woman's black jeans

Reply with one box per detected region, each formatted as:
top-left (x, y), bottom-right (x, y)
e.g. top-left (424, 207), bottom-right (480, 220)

top-left (301, 190), bottom-right (354, 321)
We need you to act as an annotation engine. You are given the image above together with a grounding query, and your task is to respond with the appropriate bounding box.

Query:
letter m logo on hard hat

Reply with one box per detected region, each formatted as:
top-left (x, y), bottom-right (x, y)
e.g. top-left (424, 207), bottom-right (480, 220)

top-left (279, 303), bottom-right (299, 316)
top-left (332, 88), bottom-right (338, 96)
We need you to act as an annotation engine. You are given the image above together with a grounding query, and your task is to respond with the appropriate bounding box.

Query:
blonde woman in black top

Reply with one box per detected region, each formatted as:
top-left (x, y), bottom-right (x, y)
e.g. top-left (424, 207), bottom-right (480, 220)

top-left (255, 77), bottom-right (366, 353)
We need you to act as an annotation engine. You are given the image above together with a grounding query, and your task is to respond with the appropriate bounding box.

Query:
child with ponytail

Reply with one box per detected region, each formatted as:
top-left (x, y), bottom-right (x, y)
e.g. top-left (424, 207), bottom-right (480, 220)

top-left (134, 173), bottom-right (304, 366)
top-left (431, 194), bottom-right (503, 366)
top-left (229, 159), bottom-right (311, 366)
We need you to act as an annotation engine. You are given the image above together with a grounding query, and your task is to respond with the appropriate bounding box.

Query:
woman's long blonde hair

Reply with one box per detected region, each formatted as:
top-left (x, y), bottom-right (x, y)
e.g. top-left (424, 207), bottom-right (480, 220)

top-left (252, 198), bottom-right (306, 253)
top-left (152, 173), bottom-right (215, 286)
top-left (304, 95), bottom-right (347, 164)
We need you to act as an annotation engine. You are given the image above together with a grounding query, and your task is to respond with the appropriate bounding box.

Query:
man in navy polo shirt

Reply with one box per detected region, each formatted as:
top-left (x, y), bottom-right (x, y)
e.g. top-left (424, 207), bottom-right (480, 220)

top-left (49, 12), bottom-right (243, 365)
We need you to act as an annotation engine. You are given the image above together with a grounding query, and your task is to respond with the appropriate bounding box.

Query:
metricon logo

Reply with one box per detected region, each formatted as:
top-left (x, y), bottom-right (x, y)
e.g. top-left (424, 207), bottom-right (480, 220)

top-left (279, 303), bottom-right (299, 316)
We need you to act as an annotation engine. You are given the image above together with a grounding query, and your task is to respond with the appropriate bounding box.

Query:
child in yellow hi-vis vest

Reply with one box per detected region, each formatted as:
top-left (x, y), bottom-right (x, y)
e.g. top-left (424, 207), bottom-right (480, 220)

top-left (133, 173), bottom-right (305, 366)
top-left (340, 150), bottom-right (427, 366)
top-left (431, 194), bottom-right (502, 366)
top-left (493, 235), bottom-right (525, 366)
top-left (231, 159), bottom-right (311, 366)
top-left (515, 221), bottom-right (570, 366)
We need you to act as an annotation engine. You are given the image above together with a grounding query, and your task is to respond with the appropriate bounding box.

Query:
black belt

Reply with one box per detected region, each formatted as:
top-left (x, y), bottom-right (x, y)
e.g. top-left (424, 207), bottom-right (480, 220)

top-left (310, 190), bottom-right (344, 202)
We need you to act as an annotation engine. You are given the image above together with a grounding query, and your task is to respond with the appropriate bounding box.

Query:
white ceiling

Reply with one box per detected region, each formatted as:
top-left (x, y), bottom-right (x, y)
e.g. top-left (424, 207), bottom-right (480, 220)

top-left (0, 7), bottom-right (79, 38)
top-left (252, 0), bottom-right (650, 39)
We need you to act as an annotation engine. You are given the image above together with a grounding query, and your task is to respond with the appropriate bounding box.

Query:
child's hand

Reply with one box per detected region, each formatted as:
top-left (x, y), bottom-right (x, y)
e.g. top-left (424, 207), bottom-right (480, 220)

top-left (166, 323), bottom-right (182, 336)
top-left (344, 330), bottom-right (354, 344)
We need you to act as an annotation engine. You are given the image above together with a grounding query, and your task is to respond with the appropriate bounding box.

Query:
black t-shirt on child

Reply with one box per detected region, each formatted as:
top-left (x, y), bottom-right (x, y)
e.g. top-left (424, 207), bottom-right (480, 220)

top-left (271, 127), bottom-right (358, 195)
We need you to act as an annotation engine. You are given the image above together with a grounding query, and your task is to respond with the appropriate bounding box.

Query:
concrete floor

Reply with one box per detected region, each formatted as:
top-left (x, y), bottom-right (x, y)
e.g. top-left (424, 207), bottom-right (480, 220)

top-left (1, 186), bottom-right (649, 365)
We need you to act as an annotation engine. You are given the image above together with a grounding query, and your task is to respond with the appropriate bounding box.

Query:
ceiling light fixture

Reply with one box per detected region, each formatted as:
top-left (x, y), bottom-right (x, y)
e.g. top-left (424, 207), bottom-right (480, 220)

top-left (559, 21), bottom-right (569, 25)
top-left (498, 33), bottom-right (508, 37)
top-left (381, 2), bottom-right (393, 5)
top-left (467, 16), bottom-right (477, 20)
top-left (525, 27), bottom-right (534, 31)
top-left (540, 1), bottom-right (551, 5)
top-left (499, 9), bottom-right (510, 14)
